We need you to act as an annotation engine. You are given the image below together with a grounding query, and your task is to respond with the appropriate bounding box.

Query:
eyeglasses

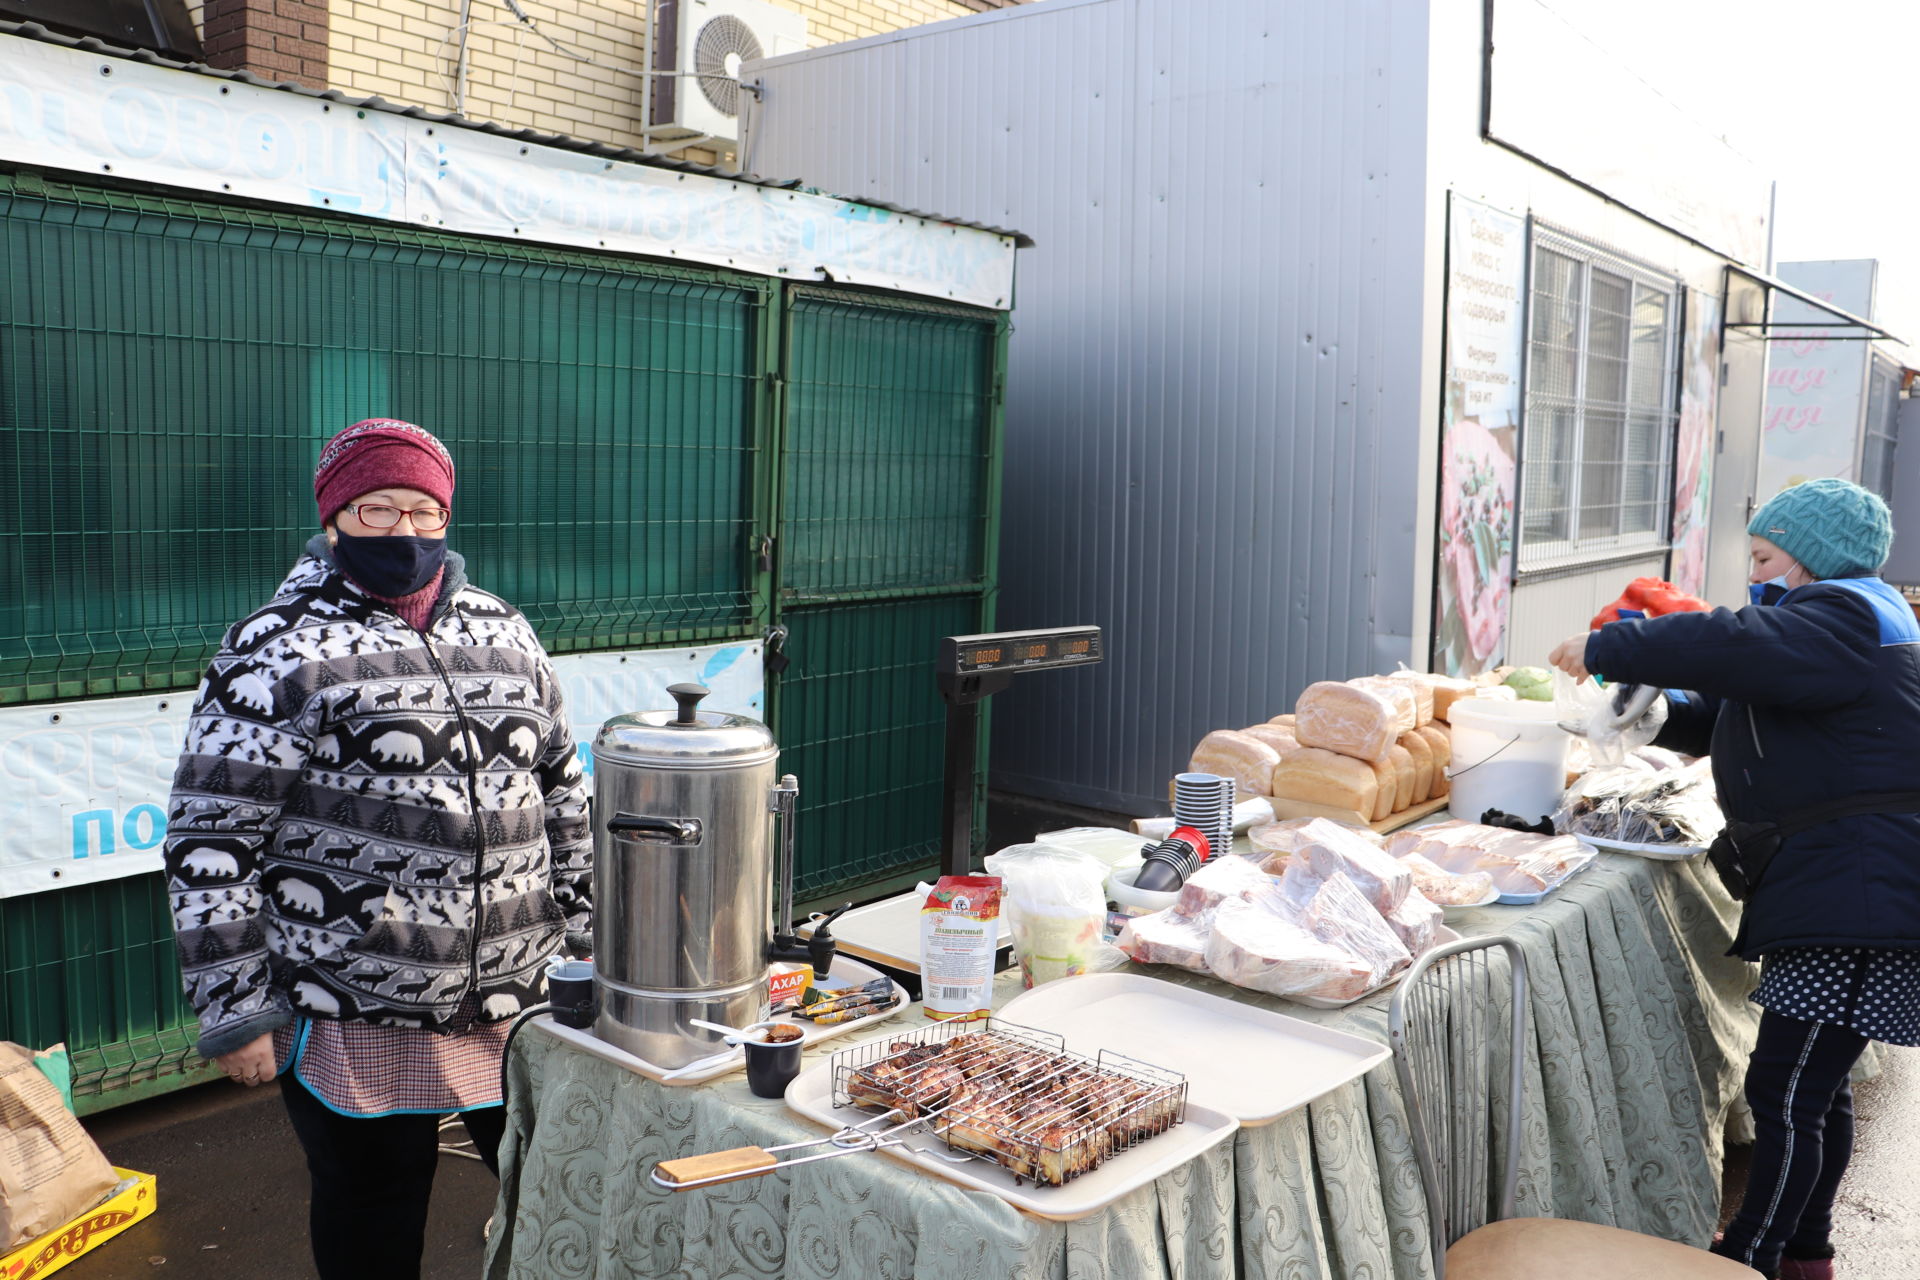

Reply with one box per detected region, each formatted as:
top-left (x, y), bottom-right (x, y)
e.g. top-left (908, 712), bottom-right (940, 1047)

top-left (344, 503), bottom-right (452, 532)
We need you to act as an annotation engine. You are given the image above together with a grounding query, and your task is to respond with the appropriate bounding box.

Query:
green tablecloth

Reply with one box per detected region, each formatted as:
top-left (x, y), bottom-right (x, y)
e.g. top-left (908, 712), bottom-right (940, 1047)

top-left (484, 852), bottom-right (1763, 1280)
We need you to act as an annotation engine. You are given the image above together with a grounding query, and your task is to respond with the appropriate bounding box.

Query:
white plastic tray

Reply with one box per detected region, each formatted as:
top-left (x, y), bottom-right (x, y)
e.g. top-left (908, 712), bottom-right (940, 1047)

top-left (996, 972), bottom-right (1391, 1125)
top-left (783, 1052), bottom-right (1239, 1221)
top-left (1577, 833), bottom-right (1709, 861)
top-left (534, 956), bottom-right (908, 1086)
top-left (1281, 925), bottom-right (1463, 1009)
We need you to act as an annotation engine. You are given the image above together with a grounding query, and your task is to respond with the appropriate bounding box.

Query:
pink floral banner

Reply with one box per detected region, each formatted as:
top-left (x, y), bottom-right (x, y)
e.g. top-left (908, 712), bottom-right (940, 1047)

top-left (1669, 291), bottom-right (1722, 597)
top-left (1432, 198), bottom-right (1526, 676)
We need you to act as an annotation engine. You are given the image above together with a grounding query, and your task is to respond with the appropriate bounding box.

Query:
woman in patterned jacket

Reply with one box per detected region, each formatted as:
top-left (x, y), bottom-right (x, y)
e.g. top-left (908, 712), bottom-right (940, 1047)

top-left (163, 419), bottom-right (592, 1280)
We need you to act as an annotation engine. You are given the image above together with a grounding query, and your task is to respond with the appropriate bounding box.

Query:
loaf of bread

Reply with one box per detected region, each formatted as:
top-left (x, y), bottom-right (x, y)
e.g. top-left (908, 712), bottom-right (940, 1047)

top-left (1367, 758), bottom-right (1396, 821)
top-left (1429, 677), bottom-right (1476, 723)
top-left (1416, 724), bottom-right (1451, 798)
top-left (1384, 671), bottom-right (1478, 723)
top-left (1386, 743), bottom-right (1416, 814)
top-left (1190, 730), bottom-right (1280, 798)
top-left (1294, 681), bottom-right (1400, 763)
top-left (1382, 672), bottom-right (1436, 725)
top-left (1397, 731), bottom-right (1434, 804)
top-left (1267, 714), bottom-right (1296, 729)
top-left (1239, 723), bottom-right (1300, 756)
top-left (1351, 678), bottom-right (1419, 735)
top-left (1269, 747), bottom-right (1381, 817)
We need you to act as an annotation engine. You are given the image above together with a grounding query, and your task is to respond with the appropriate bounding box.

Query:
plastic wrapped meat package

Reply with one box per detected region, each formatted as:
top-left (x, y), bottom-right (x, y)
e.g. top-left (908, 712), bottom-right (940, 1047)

top-left (1116, 907), bottom-right (1215, 974)
top-left (1280, 824), bottom-right (1412, 913)
top-left (1248, 817), bottom-right (1381, 873)
top-left (1396, 851), bottom-right (1496, 906)
top-left (1554, 759), bottom-right (1723, 847)
top-left (1386, 821), bottom-right (1593, 897)
top-left (1206, 874), bottom-right (1413, 1002)
top-left (1172, 854), bottom-right (1277, 914)
top-left (1281, 828), bottom-right (1437, 951)
top-left (1202, 895), bottom-right (1380, 1003)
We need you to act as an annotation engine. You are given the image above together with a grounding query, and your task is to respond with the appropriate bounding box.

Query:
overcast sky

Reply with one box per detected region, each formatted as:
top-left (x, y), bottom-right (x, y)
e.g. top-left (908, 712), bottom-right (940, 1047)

top-left (1552, 0), bottom-right (1919, 349)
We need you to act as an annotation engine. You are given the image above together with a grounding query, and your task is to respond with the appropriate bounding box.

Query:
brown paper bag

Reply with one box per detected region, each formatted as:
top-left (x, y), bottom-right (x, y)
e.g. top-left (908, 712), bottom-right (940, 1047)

top-left (0, 1042), bottom-right (120, 1249)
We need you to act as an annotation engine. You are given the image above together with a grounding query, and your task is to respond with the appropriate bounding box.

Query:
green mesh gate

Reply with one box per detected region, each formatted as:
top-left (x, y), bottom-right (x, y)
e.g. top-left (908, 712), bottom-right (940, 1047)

top-left (772, 288), bottom-right (1007, 901)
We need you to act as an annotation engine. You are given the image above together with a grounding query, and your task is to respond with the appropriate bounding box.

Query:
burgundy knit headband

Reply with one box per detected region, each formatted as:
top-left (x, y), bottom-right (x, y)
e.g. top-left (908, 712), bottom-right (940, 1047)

top-left (314, 419), bottom-right (456, 526)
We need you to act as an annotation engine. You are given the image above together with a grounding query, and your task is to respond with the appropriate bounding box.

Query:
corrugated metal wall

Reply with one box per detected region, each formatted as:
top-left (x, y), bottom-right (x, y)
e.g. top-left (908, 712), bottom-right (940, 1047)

top-left (745, 0), bottom-right (1433, 812)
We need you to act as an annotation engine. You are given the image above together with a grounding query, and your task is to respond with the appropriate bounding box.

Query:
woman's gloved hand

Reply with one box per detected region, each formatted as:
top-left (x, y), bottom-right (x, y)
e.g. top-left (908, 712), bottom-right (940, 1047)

top-left (1548, 633), bottom-right (1592, 681)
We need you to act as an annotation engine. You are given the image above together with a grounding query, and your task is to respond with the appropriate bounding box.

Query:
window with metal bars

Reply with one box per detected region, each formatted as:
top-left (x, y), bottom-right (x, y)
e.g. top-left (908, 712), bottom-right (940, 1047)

top-left (1861, 355), bottom-right (1901, 502)
top-left (1518, 232), bottom-right (1680, 573)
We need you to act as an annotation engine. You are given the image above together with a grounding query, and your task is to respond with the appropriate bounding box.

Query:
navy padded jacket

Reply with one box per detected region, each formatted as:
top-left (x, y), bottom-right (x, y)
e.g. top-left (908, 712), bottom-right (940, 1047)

top-left (1583, 576), bottom-right (1920, 959)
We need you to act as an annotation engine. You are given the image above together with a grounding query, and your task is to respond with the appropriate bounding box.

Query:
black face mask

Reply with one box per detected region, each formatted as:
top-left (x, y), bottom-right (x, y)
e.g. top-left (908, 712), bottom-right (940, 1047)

top-left (332, 532), bottom-right (447, 598)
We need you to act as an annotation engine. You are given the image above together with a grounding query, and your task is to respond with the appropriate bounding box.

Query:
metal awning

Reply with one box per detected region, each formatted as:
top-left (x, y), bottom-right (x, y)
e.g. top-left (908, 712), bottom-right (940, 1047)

top-left (1724, 264), bottom-right (1902, 345)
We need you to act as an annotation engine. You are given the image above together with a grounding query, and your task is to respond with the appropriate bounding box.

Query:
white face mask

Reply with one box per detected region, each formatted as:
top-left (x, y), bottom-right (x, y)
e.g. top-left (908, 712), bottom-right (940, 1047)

top-left (1748, 575), bottom-right (1793, 607)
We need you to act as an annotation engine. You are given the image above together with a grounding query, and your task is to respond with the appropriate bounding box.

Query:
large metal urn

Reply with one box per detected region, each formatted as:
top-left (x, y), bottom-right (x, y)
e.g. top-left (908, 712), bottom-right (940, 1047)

top-left (590, 683), bottom-right (800, 1069)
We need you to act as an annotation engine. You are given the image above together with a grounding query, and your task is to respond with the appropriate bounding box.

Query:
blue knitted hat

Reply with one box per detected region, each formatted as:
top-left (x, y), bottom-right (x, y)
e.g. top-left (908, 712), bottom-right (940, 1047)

top-left (1747, 478), bottom-right (1893, 580)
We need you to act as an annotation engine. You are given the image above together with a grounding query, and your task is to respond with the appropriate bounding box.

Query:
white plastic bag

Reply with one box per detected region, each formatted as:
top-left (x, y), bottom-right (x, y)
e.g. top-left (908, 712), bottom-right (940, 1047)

top-left (1552, 669), bottom-right (1667, 768)
top-left (1553, 759), bottom-right (1723, 847)
top-left (982, 842), bottom-right (1125, 986)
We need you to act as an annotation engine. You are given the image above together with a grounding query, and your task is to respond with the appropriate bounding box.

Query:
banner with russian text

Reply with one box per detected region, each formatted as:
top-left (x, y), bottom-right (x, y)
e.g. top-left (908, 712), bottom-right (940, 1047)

top-left (0, 641), bottom-right (762, 898)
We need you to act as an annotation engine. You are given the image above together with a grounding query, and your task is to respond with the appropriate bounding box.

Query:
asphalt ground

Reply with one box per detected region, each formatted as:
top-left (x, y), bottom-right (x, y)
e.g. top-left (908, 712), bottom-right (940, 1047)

top-left (66, 1079), bottom-right (494, 1279)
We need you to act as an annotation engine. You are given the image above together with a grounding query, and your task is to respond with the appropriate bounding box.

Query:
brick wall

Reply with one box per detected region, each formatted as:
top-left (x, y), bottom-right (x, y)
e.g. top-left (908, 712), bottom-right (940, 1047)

top-left (201, 0), bottom-right (330, 88)
top-left (314, 0), bottom-right (1009, 158)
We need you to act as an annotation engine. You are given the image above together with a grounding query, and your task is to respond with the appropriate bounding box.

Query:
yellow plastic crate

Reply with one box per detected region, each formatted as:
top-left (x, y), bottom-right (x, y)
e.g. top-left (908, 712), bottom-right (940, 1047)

top-left (0, 1168), bottom-right (156, 1280)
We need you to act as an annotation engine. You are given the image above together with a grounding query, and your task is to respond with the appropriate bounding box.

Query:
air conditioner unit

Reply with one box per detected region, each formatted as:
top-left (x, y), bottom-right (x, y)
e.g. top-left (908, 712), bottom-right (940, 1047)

top-left (650, 0), bottom-right (807, 146)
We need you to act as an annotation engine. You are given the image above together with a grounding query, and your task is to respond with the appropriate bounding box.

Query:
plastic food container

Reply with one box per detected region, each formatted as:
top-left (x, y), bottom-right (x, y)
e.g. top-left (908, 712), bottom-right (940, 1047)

top-left (1446, 699), bottom-right (1571, 828)
top-left (1107, 863), bottom-right (1181, 917)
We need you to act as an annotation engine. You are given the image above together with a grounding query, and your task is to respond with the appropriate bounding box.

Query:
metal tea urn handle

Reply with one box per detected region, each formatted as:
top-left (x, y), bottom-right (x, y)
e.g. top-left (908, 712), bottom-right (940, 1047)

top-left (607, 814), bottom-right (704, 844)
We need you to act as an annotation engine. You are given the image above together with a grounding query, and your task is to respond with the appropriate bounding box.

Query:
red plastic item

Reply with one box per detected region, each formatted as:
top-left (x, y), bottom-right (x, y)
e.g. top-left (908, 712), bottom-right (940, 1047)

top-left (1590, 577), bottom-right (1710, 630)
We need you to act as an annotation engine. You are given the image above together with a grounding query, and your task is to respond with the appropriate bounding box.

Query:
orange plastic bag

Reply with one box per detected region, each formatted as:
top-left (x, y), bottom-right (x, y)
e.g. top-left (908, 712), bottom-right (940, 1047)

top-left (1590, 577), bottom-right (1710, 631)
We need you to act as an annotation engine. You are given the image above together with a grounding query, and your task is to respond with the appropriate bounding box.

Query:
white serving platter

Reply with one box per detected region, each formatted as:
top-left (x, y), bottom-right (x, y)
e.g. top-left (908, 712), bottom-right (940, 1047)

top-left (995, 971), bottom-right (1391, 1125)
top-left (1577, 833), bottom-right (1709, 861)
top-left (783, 1053), bottom-right (1240, 1221)
top-left (1439, 885), bottom-right (1504, 918)
top-left (534, 956), bottom-right (908, 1087)
top-left (798, 887), bottom-right (1012, 974)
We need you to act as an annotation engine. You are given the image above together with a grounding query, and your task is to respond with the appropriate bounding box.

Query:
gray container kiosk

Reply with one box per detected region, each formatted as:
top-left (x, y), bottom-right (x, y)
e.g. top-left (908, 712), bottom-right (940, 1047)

top-left (742, 0), bottom-right (1886, 815)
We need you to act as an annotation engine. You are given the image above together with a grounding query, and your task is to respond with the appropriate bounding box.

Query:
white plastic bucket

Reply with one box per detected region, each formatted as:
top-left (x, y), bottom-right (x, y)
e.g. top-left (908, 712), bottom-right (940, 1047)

top-left (1446, 698), bottom-right (1571, 826)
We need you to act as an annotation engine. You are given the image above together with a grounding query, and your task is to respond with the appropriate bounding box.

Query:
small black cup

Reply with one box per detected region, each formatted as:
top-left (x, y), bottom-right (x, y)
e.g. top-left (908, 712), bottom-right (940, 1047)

top-left (548, 960), bottom-right (596, 1029)
top-left (742, 1034), bottom-right (803, 1099)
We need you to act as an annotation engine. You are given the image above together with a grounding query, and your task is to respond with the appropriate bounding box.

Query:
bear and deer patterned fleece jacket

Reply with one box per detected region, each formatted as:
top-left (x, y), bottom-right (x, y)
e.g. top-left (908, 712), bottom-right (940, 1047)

top-left (164, 537), bottom-right (591, 1059)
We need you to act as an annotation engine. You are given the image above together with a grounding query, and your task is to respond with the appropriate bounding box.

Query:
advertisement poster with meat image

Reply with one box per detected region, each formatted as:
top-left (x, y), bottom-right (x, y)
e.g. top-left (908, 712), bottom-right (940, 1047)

top-left (1669, 291), bottom-right (1723, 597)
top-left (1433, 198), bottom-right (1525, 676)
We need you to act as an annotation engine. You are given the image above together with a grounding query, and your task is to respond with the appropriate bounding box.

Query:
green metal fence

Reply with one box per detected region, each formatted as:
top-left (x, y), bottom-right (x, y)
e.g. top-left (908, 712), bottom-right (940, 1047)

top-left (778, 288), bottom-right (998, 602)
top-left (777, 594), bottom-right (989, 901)
top-left (0, 876), bottom-right (217, 1113)
top-left (0, 173), bottom-right (767, 705)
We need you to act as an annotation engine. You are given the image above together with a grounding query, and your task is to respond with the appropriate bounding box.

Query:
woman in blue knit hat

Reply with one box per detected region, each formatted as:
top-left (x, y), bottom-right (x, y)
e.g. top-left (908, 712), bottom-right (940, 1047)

top-left (1550, 477), bottom-right (1917, 1280)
